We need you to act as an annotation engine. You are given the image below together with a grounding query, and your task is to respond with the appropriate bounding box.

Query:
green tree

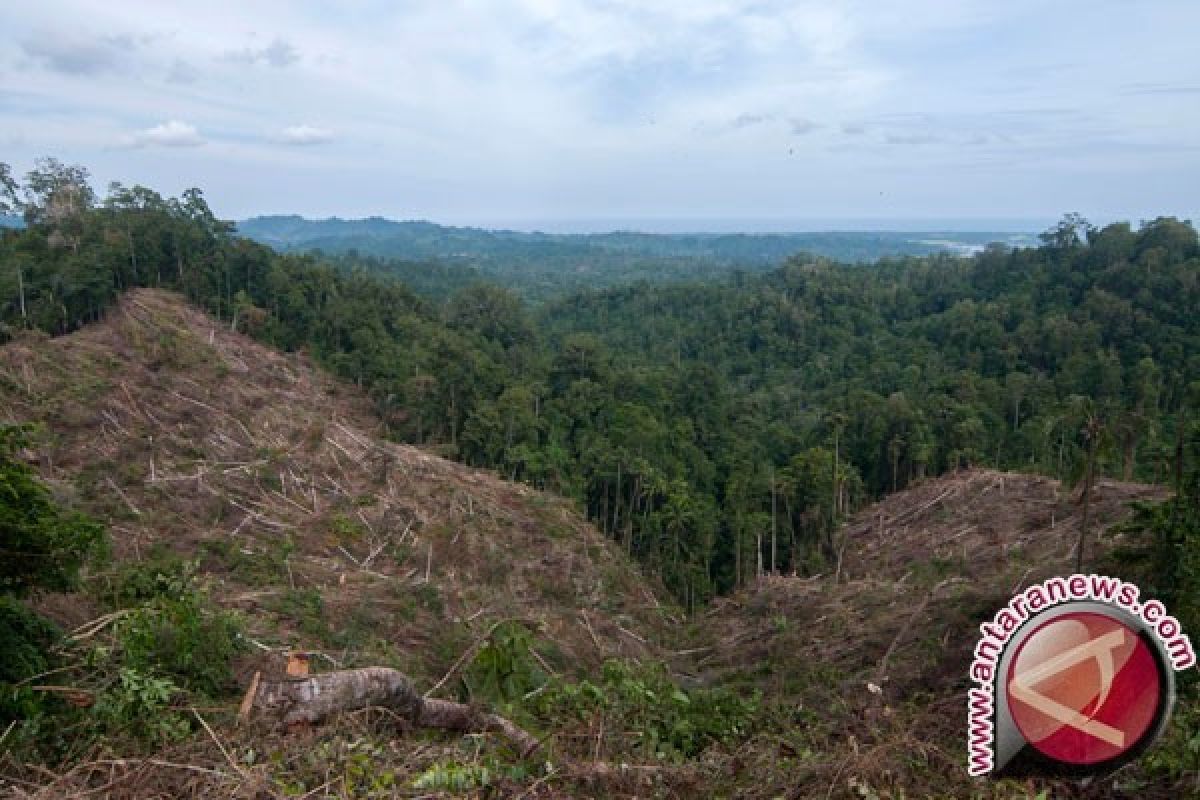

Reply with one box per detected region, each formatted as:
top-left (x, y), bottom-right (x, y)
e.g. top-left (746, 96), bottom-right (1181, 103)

top-left (0, 162), bottom-right (18, 216)
top-left (0, 425), bottom-right (105, 596)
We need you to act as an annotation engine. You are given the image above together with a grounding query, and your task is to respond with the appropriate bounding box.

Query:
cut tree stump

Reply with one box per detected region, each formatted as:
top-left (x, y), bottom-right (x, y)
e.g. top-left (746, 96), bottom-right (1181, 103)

top-left (245, 666), bottom-right (540, 756)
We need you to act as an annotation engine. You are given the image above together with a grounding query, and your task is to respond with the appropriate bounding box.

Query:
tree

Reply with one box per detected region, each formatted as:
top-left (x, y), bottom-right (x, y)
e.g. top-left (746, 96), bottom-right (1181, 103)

top-left (0, 425), bottom-right (105, 596)
top-left (1039, 212), bottom-right (1092, 251)
top-left (22, 157), bottom-right (95, 231)
top-left (0, 162), bottom-right (18, 216)
top-left (1119, 413), bottom-right (1200, 646)
top-left (1067, 402), bottom-right (1112, 573)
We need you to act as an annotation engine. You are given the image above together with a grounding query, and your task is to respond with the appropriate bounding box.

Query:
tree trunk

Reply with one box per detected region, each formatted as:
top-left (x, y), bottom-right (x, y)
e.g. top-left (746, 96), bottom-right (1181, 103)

top-left (247, 667), bottom-right (539, 756)
top-left (734, 520), bottom-right (742, 589)
top-left (1075, 437), bottom-right (1097, 573)
top-left (1122, 431), bottom-right (1136, 482)
top-left (16, 264), bottom-right (26, 322)
top-left (769, 467), bottom-right (776, 575)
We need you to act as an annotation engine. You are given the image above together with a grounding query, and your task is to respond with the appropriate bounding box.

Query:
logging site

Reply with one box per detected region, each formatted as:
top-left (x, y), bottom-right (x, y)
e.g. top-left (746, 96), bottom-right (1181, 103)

top-left (2, 2), bottom-right (1199, 798)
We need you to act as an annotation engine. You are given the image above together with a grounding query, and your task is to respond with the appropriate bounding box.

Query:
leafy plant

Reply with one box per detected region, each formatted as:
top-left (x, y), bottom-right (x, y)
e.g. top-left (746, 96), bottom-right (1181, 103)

top-left (412, 761), bottom-right (493, 792)
top-left (92, 666), bottom-right (190, 745)
top-left (534, 659), bottom-right (759, 761)
top-left (0, 424), bottom-right (106, 596)
top-left (464, 621), bottom-right (546, 704)
top-left (115, 591), bottom-right (243, 697)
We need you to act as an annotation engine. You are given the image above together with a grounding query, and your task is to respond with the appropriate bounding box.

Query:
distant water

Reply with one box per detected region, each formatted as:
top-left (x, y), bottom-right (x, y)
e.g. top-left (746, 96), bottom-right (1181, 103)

top-left (450, 217), bottom-right (1052, 235)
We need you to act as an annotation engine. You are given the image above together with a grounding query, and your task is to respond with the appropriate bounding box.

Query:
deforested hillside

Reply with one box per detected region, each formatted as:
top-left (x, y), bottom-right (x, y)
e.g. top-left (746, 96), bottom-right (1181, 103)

top-left (688, 468), bottom-right (1179, 798)
top-left (0, 288), bottom-right (669, 681)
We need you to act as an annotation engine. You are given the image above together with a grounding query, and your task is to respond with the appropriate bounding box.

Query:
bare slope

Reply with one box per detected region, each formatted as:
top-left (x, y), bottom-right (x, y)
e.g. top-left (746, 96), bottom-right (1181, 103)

top-left (0, 289), bottom-right (669, 683)
top-left (692, 468), bottom-right (1167, 798)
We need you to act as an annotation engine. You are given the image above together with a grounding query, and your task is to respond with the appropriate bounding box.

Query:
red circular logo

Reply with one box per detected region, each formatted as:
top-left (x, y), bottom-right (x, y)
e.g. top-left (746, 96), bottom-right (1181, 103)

top-left (1006, 612), bottom-right (1162, 765)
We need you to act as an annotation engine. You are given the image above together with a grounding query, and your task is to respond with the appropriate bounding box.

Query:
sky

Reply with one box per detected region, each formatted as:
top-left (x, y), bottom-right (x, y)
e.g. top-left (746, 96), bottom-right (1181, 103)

top-left (1, 0), bottom-right (1198, 231)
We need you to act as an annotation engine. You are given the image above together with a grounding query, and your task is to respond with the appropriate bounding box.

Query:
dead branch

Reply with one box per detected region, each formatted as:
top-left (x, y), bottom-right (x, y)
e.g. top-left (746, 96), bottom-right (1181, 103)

top-left (103, 477), bottom-right (141, 516)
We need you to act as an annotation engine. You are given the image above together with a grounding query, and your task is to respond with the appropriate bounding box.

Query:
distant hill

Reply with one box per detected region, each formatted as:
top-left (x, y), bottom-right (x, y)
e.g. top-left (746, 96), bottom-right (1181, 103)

top-left (237, 214), bottom-right (1037, 299)
top-left (0, 213), bottom-right (22, 228)
top-left (237, 213), bottom-right (1031, 262)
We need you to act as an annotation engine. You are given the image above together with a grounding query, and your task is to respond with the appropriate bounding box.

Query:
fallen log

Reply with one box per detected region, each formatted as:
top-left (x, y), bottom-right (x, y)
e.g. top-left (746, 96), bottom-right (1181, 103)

top-left (245, 666), bottom-right (540, 756)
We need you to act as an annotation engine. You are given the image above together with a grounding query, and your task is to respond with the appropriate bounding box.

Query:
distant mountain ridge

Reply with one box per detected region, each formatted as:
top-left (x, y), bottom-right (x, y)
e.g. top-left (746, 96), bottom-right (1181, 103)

top-left (237, 214), bottom-right (1036, 266)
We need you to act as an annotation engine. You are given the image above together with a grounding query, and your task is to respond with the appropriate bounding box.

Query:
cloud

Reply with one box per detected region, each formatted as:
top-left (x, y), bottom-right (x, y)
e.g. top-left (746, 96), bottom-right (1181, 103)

top-left (21, 31), bottom-right (122, 75)
top-left (1120, 83), bottom-right (1200, 96)
top-left (729, 112), bottom-right (771, 129)
top-left (723, 113), bottom-right (820, 135)
top-left (167, 59), bottom-right (200, 85)
top-left (788, 117), bottom-right (821, 135)
top-left (841, 123), bottom-right (867, 135)
top-left (128, 120), bottom-right (205, 147)
top-left (276, 125), bottom-right (334, 145)
top-left (224, 37), bottom-right (299, 68)
top-left (885, 133), bottom-right (938, 145)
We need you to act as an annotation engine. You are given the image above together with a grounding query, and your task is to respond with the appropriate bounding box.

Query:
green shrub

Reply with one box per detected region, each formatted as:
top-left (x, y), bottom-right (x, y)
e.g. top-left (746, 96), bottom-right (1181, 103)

top-left (0, 596), bottom-right (64, 725)
top-left (0, 595), bottom-right (60, 683)
top-left (411, 761), bottom-right (494, 792)
top-left (115, 593), bottom-right (243, 697)
top-left (101, 549), bottom-right (194, 608)
top-left (534, 659), bottom-right (759, 761)
top-left (464, 622), bottom-right (546, 704)
top-left (0, 424), bottom-right (106, 596)
top-left (92, 666), bottom-right (190, 745)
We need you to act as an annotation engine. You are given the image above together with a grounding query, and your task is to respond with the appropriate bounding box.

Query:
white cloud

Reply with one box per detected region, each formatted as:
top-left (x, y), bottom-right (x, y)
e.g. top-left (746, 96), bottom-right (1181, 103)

top-left (276, 125), bottom-right (333, 146)
top-left (128, 120), bottom-right (205, 148)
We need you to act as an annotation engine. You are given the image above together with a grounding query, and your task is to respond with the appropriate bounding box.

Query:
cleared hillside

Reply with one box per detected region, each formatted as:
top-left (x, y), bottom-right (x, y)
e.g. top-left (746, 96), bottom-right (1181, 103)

top-left (688, 468), bottom-right (1172, 798)
top-left (0, 292), bottom-right (1188, 798)
top-left (0, 289), bottom-right (670, 685)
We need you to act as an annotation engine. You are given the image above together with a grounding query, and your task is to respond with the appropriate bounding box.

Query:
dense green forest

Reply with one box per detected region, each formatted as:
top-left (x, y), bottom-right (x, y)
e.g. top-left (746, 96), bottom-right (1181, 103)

top-left (2, 158), bottom-right (1198, 608)
top-left (237, 213), bottom-right (1034, 301)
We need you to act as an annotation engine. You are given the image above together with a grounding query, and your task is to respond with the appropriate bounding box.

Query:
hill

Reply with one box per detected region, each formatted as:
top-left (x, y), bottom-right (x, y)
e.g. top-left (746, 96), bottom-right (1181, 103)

top-left (0, 289), bottom-right (670, 683)
top-left (687, 468), bottom-right (1176, 798)
top-left (0, 296), bottom-right (1191, 797)
top-left (236, 214), bottom-right (1034, 300)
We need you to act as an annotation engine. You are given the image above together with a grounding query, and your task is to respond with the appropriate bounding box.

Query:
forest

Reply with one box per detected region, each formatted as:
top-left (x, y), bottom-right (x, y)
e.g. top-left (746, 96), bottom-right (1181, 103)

top-left (1, 158), bottom-right (1199, 611)
top-left (3, 157), bottom-right (1200, 798)
top-left (236, 214), bottom-right (1031, 301)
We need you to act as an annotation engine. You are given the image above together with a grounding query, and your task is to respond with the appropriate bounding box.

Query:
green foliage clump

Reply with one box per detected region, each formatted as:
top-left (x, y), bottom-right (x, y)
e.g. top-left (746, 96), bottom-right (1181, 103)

top-left (99, 551), bottom-right (243, 697)
top-left (91, 666), bottom-right (190, 745)
top-left (0, 596), bottom-right (63, 724)
top-left (115, 592), bottom-right (243, 697)
top-left (411, 761), bottom-right (495, 792)
top-left (1116, 416), bottom-right (1200, 687)
top-left (0, 595), bottom-right (60, 684)
top-left (0, 423), bottom-right (106, 730)
top-left (102, 548), bottom-right (194, 607)
top-left (0, 424), bottom-right (105, 596)
top-left (534, 659), bottom-right (759, 761)
top-left (464, 622), bottom-right (546, 704)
